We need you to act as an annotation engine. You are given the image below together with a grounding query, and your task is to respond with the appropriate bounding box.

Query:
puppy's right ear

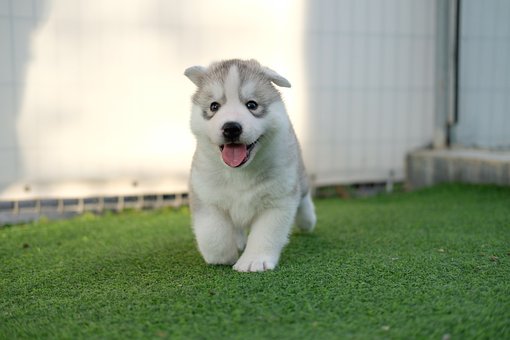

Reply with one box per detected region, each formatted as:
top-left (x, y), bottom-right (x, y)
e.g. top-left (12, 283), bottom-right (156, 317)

top-left (184, 66), bottom-right (207, 87)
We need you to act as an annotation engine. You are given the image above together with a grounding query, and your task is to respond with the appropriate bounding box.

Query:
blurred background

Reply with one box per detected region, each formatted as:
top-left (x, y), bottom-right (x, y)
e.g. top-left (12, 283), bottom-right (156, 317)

top-left (0, 0), bottom-right (509, 211)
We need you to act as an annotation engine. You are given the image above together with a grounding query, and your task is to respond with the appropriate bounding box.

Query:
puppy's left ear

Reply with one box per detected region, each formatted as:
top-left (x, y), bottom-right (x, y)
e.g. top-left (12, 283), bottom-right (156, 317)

top-left (262, 66), bottom-right (291, 88)
top-left (184, 65), bottom-right (207, 87)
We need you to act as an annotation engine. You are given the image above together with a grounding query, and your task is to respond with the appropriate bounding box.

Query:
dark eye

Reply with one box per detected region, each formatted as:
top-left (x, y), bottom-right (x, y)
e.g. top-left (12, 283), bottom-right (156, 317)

top-left (246, 101), bottom-right (258, 111)
top-left (210, 102), bottom-right (220, 112)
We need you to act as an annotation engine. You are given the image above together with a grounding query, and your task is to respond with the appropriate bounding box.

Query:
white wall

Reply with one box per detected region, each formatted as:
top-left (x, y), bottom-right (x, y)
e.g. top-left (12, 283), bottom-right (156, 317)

top-left (0, 0), bottom-right (305, 199)
top-left (453, 0), bottom-right (510, 150)
top-left (304, 0), bottom-right (436, 185)
top-left (0, 0), bottom-right (437, 200)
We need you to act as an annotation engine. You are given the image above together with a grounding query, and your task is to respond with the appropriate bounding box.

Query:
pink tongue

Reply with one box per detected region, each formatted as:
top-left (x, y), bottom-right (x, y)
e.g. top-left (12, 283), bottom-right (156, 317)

top-left (222, 144), bottom-right (248, 167)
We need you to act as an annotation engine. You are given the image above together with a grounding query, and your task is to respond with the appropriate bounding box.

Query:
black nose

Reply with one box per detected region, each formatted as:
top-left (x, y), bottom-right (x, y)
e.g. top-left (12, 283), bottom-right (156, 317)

top-left (222, 122), bottom-right (242, 141)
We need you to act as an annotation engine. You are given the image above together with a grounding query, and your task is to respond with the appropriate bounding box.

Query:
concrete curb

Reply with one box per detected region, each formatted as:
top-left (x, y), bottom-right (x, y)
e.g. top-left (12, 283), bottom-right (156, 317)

top-left (406, 148), bottom-right (510, 190)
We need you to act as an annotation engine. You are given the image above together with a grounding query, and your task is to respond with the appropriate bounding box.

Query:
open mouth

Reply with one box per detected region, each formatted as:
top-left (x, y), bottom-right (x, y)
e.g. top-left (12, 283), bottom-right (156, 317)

top-left (219, 138), bottom-right (260, 168)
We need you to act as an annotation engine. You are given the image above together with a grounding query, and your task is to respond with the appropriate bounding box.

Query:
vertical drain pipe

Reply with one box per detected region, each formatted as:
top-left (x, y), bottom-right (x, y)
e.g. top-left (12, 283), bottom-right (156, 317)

top-left (447, 0), bottom-right (461, 146)
top-left (433, 0), bottom-right (461, 148)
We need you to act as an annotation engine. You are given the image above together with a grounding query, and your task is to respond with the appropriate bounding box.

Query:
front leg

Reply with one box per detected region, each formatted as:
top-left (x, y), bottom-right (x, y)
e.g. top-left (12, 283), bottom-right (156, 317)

top-left (233, 206), bottom-right (296, 272)
top-left (192, 205), bottom-right (239, 265)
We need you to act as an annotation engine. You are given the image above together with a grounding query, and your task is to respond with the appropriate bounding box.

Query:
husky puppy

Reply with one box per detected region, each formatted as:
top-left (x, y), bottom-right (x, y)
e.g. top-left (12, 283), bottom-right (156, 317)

top-left (184, 59), bottom-right (316, 272)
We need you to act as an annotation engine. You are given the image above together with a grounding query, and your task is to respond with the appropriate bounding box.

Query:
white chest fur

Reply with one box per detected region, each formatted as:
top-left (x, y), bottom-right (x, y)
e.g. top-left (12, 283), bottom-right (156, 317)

top-left (191, 162), bottom-right (298, 229)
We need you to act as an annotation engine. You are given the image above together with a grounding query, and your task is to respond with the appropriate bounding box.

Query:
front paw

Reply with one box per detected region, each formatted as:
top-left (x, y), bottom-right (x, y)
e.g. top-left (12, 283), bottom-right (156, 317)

top-left (233, 254), bottom-right (278, 272)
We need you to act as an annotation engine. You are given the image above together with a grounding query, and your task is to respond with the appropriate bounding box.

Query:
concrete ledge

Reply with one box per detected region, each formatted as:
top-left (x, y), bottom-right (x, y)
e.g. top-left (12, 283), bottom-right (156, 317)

top-left (406, 148), bottom-right (510, 190)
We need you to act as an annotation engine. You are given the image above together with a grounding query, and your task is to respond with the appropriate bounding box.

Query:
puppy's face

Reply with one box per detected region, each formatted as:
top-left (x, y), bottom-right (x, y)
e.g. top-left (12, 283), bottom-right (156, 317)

top-left (185, 59), bottom-right (291, 168)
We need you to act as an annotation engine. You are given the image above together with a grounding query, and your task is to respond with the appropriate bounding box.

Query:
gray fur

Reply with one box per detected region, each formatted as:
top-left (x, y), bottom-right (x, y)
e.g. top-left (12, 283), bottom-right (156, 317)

top-left (187, 59), bottom-right (290, 119)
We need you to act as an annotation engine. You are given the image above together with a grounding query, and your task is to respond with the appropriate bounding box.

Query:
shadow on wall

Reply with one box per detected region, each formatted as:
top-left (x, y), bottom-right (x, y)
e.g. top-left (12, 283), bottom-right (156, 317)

top-left (0, 1), bottom-right (48, 196)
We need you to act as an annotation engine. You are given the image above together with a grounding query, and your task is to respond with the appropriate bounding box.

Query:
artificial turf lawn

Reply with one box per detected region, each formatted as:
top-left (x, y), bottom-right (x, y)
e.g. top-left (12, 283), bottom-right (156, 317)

top-left (1, 184), bottom-right (509, 339)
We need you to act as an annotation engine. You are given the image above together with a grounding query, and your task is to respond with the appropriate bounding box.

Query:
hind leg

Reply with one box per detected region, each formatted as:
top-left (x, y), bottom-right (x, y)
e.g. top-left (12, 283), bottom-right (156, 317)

top-left (295, 191), bottom-right (316, 232)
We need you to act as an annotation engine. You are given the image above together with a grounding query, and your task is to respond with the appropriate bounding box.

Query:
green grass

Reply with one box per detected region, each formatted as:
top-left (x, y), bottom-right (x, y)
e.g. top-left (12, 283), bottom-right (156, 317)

top-left (1, 184), bottom-right (509, 339)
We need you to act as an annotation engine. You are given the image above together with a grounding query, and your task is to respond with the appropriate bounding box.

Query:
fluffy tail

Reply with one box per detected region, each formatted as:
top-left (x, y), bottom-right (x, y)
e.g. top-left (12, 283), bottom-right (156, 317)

top-left (295, 191), bottom-right (316, 232)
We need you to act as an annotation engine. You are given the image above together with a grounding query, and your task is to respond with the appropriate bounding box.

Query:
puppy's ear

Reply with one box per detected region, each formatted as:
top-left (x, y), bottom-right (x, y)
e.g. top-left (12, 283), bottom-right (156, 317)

top-left (262, 66), bottom-right (291, 88)
top-left (184, 66), bottom-right (207, 87)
